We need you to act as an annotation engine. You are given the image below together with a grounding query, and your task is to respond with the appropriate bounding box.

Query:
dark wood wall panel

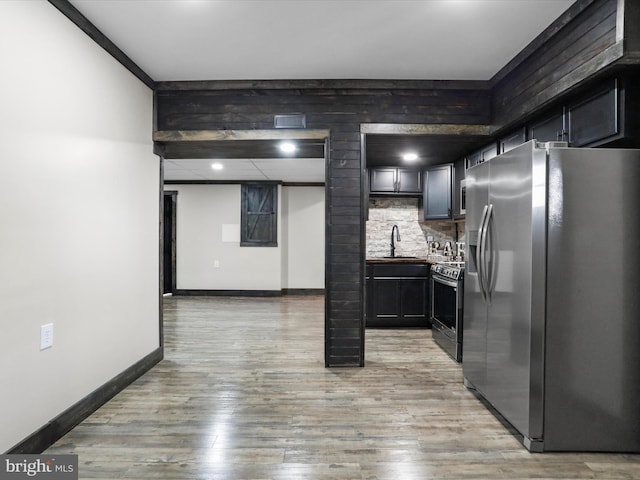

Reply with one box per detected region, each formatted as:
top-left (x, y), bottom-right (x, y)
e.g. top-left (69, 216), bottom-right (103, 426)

top-left (157, 88), bottom-right (491, 131)
top-left (325, 126), bottom-right (366, 366)
top-left (492, 0), bottom-right (619, 128)
top-left (155, 84), bottom-right (490, 367)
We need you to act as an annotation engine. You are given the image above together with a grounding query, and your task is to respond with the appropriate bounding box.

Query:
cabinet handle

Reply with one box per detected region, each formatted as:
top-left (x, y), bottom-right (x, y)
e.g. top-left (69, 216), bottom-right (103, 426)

top-left (557, 130), bottom-right (568, 141)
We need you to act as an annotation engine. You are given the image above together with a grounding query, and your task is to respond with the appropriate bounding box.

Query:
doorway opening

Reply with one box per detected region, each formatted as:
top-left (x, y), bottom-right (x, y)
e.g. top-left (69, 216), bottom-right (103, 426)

top-left (163, 191), bottom-right (177, 295)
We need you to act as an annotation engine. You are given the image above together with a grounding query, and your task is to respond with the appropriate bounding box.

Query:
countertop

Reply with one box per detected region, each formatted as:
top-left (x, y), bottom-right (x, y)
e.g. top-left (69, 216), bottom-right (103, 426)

top-left (366, 256), bottom-right (455, 264)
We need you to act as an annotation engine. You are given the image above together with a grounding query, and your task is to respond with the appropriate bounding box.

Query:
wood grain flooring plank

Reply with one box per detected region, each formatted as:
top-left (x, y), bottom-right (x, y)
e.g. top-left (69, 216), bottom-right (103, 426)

top-left (44, 295), bottom-right (640, 479)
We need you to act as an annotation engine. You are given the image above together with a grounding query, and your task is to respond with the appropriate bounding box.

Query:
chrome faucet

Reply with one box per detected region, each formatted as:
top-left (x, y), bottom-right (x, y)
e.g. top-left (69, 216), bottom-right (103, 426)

top-left (390, 224), bottom-right (401, 257)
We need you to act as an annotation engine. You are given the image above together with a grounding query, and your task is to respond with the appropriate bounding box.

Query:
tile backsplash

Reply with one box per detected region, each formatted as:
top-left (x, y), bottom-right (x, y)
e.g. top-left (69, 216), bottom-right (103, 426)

top-left (366, 197), bottom-right (465, 257)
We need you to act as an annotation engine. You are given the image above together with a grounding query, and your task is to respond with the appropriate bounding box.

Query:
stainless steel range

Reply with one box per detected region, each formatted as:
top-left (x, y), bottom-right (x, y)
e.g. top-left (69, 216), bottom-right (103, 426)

top-left (430, 263), bottom-right (464, 362)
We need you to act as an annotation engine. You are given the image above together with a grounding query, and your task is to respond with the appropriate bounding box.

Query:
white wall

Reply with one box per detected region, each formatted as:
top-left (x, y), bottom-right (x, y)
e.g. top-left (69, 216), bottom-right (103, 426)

top-left (168, 184), bottom-right (324, 291)
top-left (282, 187), bottom-right (325, 289)
top-left (171, 184), bottom-right (282, 290)
top-left (0, 1), bottom-right (159, 452)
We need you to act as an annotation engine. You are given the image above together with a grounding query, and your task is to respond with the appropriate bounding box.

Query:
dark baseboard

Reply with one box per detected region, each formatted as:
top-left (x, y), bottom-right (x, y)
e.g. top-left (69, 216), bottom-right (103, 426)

top-left (282, 288), bottom-right (325, 295)
top-left (173, 289), bottom-right (325, 297)
top-left (174, 289), bottom-right (282, 297)
top-left (7, 347), bottom-right (163, 454)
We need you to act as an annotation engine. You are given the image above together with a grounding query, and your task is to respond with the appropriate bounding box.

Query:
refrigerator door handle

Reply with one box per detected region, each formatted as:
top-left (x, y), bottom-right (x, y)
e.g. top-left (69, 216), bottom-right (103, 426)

top-left (483, 204), bottom-right (494, 303)
top-left (476, 204), bottom-right (489, 303)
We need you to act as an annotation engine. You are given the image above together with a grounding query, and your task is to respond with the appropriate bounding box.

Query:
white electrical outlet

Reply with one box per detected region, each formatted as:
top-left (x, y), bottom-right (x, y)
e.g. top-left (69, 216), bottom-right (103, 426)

top-left (214, 259), bottom-right (220, 268)
top-left (40, 323), bottom-right (53, 350)
top-left (427, 235), bottom-right (434, 242)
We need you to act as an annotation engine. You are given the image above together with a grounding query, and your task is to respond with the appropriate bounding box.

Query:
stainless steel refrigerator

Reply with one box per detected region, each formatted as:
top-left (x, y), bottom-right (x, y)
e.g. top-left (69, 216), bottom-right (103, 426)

top-left (464, 140), bottom-right (640, 452)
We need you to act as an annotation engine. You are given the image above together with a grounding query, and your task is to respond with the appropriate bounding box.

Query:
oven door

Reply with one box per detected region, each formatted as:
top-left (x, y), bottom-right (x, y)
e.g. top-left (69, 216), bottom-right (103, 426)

top-left (431, 274), bottom-right (459, 332)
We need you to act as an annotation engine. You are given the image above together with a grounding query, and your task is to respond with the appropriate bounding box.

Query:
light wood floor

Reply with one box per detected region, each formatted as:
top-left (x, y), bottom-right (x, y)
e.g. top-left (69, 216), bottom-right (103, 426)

top-left (47, 295), bottom-right (640, 479)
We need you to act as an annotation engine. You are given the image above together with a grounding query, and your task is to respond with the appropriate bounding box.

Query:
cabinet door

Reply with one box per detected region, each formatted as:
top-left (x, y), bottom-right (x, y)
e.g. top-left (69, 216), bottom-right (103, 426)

top-left (499, 129), bottom-right (526, 154)
top-left (467, 142), bottom-right (497, 168)
top-left (370, 168), bottom-right (397, 193)
top-left (466, 150), bottom-right (482, 169)
top-left (372, 279), bottom-right (401, 319)
top-left (396, 169), bottom-right (422, 194)
top-left (400, 278), bottom-right (429, 322)
top-left (423, 164), bottom-right (452, 220)
top-left (529, 110), bottom-right (565, 142)
top-left (568, 79), bottom-right (619, 147)
top-left (481, 142), bottom-right (498, 162)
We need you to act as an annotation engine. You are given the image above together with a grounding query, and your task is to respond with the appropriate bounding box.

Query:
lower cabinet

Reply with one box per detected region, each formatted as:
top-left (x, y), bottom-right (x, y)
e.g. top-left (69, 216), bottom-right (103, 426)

top-left (366, 263), bottom-right (430, 327)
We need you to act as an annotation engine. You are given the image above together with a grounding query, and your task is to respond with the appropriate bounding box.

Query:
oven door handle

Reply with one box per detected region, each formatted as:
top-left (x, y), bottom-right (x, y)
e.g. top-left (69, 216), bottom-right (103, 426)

top-left (432, 275), bottom-right (458, 288)
top-left (476, 204), bottom-right (489, 304)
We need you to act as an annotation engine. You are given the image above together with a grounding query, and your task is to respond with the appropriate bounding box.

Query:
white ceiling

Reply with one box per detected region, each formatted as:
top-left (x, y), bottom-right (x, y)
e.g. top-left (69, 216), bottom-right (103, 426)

top-left (164, 157), bottom-right (325, 182)
top-left (68, 0), bottom-right (575, 182)
top-left (70, 0), bottom-right (574, 82)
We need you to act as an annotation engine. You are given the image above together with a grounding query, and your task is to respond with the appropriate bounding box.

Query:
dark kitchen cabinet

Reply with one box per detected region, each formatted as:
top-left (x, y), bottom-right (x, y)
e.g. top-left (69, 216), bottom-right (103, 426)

top-left (453, 157), bottom-right (465, 218)
top-left (397, 169), bottom-right (422, 193)
top-left (369, 168), bottom-right (395, 193)
top-left (567, 78), bottom-right (619, 147)
top-left (466, 150), bottom-right (482, 169)
top-left (369, 278), bottom-right (400, 319)
top-left (366, 263), bottom-right (430, 327)
top-left (422, 164), bottom-right (452, 220)
top-left (400, 277), bottom-right (430, 319)
top-left (526, 78), bottom-right (624, 147)
top-left (529, 110), bottom-right (566, 143)
top-left (369, 167), bottom-right (421, 195)
top-left (499, 128), bottom-right (527, 154)
top-left (466, 142), bottom-right (498, 168)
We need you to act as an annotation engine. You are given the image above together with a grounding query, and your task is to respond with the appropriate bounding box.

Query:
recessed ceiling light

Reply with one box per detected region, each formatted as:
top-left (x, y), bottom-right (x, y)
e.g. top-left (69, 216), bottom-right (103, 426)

top-left (279, 142), bottom-right (297, 154)
top-left (402, 152), bottom-right (419, 162)
top-left (211, 162), bottom-right (224, 170)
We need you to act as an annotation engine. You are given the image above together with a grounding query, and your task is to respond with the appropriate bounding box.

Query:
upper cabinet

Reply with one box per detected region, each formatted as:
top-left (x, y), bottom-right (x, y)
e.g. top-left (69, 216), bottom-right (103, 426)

top-left (423, 164), bottom-right (452, 221)
top-left (466, 142), bottom-right (498, 169)
top-left (369, 167), bottom-right (422, 195)
top-left (567, 78), bottom-right (619, 147)
top-left (529, 110), bottom-right (566, 143)
top-left (526, 80), bottom-right (618, 146)
top-left (369, 168), bottom-right (396, 193)
top-left (491, 77), bottom-right (632, 157)
top-left (499, 128), bottom-right (527, 154)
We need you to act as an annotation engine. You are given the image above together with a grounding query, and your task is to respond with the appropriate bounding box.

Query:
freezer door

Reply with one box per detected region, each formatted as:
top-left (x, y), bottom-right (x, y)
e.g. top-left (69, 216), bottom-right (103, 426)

top-left (543, 147), bottom-right (640, 451)
top-left (483, 141), bottom-right (546, 441)
top-left (463, 161), bottom-right (490, 391)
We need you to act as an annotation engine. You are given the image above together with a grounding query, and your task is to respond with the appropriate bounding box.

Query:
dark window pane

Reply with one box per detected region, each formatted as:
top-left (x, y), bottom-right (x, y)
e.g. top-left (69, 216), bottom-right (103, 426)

top-left (241, 183), bottom-right (278, 247)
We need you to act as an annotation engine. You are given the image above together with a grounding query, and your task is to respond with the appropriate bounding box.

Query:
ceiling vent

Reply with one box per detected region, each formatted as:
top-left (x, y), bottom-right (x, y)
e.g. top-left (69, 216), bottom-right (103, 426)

top-left (274, 114), bottom-right (306, 129)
